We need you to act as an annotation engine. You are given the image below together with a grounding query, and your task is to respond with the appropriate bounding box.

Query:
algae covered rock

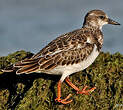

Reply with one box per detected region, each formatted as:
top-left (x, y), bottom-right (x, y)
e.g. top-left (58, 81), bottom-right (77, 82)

top-left (0, 50), bottom-right (122, 110)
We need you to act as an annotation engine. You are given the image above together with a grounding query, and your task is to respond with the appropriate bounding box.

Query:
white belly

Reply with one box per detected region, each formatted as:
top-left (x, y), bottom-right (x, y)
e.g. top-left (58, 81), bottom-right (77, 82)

top-left (47, 45), bottom-right (99, 75)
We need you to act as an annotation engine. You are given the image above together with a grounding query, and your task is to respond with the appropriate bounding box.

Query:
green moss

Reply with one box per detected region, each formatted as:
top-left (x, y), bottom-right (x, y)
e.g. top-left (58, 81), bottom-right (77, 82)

top-left (0, 89), bottom-right (9, 110)
top-left (0, 51), bottom-right (122, 110)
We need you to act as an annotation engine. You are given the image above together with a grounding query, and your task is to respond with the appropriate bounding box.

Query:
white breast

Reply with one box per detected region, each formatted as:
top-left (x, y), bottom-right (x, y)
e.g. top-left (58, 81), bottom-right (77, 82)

top-left (47, 44), bottom-right (99, 76)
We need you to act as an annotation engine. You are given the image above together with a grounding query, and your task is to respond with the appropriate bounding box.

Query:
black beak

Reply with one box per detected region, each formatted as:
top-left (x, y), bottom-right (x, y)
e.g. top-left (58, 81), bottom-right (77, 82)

top-left (108, 18), bottom-right (120, 25)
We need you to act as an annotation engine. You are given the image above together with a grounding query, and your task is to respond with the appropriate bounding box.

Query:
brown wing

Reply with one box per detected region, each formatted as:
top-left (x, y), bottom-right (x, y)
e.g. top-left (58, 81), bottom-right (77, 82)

top-left (31, 28), bottom-right (88, 59)
top-left (39, 43), bottom-right (94, 71)
top-left (14, 28), bottom-right (94, 74)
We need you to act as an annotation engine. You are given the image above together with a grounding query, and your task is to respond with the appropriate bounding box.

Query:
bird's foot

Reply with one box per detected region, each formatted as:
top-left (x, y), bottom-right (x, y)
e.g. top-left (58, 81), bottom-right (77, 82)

top-left (55, 94), bottom-right (73, 104)
top-left (77, 86), bottom-right (96, 95)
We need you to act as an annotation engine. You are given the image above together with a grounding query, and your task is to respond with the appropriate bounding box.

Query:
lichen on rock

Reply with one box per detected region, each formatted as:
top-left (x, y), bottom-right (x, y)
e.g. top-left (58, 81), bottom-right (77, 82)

top-left (0, 50), bottom-right (122, 110)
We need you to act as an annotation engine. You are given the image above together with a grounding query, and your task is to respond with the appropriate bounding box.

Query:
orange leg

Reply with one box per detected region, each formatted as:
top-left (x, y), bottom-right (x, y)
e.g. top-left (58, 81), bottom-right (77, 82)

top-left (55, 80), bottom-right (73, 104)
top-left (65, 77), bottom-right (96, 95)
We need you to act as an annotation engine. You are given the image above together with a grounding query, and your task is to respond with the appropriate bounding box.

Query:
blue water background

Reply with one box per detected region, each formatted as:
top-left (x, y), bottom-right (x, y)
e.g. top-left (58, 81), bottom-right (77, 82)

top-left (0, 0), bottom-right (123, 56)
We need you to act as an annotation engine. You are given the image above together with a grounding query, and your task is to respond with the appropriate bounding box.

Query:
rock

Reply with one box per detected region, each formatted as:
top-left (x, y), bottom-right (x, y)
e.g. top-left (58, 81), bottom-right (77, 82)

top-left (0, 50), bottom-right (122, 110)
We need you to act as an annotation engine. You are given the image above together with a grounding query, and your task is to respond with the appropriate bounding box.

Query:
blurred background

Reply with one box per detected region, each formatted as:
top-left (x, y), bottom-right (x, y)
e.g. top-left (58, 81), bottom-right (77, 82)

top-left (0, 0), bottom-right (122, 56)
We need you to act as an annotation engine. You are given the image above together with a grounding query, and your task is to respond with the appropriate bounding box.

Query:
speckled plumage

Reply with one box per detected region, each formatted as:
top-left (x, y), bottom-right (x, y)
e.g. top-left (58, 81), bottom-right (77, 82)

top-left (13, 9), bottom-right (120, 82)
top-left (15, 26), bottom-right (103, 74)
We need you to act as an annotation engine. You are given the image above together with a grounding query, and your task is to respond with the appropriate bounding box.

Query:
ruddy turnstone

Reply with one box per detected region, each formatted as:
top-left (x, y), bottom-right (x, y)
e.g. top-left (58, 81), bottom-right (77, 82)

top-left (3, 9), bottom-right (120, 104)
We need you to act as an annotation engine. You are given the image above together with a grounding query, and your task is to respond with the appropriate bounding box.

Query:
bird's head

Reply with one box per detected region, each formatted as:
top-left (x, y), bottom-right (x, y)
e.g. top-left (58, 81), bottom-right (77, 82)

top-left (83, 10), bottom-right (120, 29)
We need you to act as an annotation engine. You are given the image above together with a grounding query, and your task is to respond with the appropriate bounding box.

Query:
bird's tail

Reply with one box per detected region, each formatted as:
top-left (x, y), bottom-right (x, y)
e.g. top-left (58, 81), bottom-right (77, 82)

top-left (15, 58), bottom-right (40, 74)
top-left (2, 58), bottom-right (40, 74)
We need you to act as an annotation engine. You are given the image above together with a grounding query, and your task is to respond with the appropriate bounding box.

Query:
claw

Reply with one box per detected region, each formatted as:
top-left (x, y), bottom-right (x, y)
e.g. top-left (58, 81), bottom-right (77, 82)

top-left (77, 86), bottom-right (96, 95)
top-left (55, 94), bottom-right (73, 104)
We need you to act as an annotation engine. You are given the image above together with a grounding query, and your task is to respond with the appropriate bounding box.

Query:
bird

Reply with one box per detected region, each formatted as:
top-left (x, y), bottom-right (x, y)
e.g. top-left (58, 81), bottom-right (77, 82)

top-left (3, 9), bottom-right (120, 104)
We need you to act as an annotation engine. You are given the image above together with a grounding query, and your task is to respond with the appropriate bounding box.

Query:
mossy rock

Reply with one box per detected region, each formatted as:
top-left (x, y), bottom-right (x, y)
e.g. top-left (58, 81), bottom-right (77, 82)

top-left (0, 50), bottom-right (122, 110)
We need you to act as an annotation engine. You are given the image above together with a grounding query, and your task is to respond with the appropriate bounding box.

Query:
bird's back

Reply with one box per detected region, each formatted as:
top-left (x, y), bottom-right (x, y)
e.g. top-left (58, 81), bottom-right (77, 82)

top-left (14, 27), bottom-right (103, 75)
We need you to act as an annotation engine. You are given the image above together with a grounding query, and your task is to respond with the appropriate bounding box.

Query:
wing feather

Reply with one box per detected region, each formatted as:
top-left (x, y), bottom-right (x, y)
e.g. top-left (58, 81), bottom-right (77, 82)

top-left (31, 28), bottom-right (87, 59)
top-left (14, 28), bottom-right (96, 73)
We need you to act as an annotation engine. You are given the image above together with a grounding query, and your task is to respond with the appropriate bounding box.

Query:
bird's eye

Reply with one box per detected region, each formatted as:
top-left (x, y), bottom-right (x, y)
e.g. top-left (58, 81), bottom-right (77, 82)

top-left (99, 16), bottom-right (105, 19)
